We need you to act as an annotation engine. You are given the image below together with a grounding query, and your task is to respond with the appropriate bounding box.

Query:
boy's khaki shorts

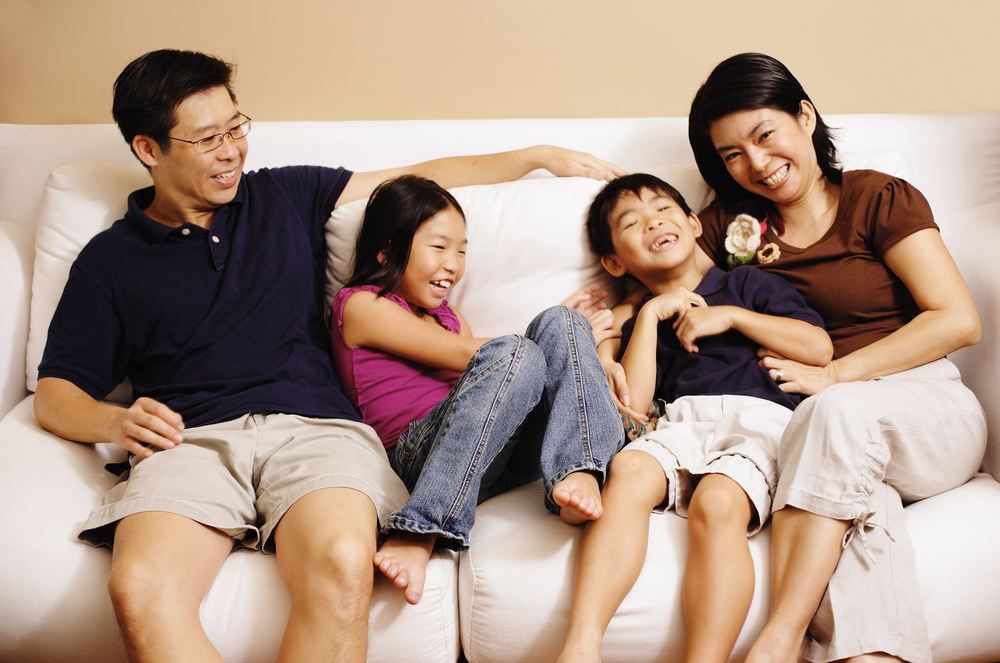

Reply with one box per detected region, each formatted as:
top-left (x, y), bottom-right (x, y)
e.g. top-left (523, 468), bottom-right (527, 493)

top-left (79, 413), bottom-right (410, 552)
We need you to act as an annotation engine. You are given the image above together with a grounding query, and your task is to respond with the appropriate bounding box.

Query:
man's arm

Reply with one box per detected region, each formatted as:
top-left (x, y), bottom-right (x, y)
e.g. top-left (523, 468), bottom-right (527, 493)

top-left (336, 145), bottom-right (627, 206)
top-left (34, 377), bottom-right (184, 459)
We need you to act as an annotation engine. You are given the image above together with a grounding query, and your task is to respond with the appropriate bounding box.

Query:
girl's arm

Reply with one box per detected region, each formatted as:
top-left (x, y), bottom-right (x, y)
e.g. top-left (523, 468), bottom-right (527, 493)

top-left (760, 228), bottom-right (980, 394)
top-left (675, 305), bottom-right (833, 366)
top-left (341, 290), bottom-right (490, 373)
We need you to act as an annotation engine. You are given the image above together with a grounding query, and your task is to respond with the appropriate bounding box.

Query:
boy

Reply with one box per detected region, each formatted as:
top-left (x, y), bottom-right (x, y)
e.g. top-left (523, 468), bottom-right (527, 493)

top-left (554, 174), bottom-right (832, 663)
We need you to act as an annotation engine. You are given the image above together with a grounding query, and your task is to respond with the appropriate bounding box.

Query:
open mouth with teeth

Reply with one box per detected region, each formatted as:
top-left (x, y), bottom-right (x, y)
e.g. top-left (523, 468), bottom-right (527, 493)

top-left (649, 233), bottom-right (678, 252)
top-left (760, 163), bottom-right (789, 187)
top-left (213, 170), bottom-right (237, 182)
top-left (430, 279), bottom-right (453, 295)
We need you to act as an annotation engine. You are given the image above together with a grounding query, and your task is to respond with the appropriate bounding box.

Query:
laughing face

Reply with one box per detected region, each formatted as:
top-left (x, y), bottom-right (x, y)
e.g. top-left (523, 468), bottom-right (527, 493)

top-left (392, 205), bottom-right (467, 311)
top-left (602, 188), bottom-right (702, 285)
top-left (709, 102), bottom-right (821, 208)
top-left (136, 85), bottom-right (247, 228)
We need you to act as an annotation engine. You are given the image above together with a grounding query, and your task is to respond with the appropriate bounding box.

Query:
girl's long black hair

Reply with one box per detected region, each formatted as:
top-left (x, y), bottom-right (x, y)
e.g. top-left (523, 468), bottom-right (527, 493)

top-left (346, 175), bottom-right (465, 297)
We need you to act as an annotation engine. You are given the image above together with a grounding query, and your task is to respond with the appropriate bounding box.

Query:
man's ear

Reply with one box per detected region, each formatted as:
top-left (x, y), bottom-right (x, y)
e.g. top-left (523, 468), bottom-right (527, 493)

top-left (601, 254), bottom-right (627, 278)
top-left (132, 135), bottom-right (160, 169)
top-left (689, 213), bottom-right (703, 239)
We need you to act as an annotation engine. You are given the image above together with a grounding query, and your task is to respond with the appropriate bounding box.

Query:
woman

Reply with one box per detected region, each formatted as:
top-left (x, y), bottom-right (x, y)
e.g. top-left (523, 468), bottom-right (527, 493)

top-left (684, 53), bottom-right (987, 663)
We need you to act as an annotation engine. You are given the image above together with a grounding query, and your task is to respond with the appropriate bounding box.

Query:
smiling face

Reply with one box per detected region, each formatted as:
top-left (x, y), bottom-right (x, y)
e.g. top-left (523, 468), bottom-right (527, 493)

top-left (391, 205), bottom-right (468, 311)
top-left (709, 103), bottom-right (821, 208)
top-left (135, 85), bottom-right (247, 227)
top-left (602, 188), bottom-right (702, 289)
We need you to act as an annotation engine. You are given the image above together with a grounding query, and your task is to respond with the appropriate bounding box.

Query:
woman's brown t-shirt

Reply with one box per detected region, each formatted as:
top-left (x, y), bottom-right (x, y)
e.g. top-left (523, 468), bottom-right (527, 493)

top-left (696, 170), bottom-right (939, 358)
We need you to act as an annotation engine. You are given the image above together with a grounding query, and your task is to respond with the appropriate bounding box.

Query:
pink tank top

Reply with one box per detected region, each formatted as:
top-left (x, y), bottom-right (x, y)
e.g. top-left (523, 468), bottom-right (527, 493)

top-left (330, 285), bottom-right (463, 449)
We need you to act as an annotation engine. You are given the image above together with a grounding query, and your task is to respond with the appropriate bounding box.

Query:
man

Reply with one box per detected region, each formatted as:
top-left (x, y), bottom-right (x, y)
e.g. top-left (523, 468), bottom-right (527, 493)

top-left (33, 49), bottom-right (625, 663)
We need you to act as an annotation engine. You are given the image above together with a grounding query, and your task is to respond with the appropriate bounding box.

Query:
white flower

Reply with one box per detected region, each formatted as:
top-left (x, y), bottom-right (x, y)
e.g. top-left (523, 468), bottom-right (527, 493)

top-left (725, 214), bottom-right (762, 257)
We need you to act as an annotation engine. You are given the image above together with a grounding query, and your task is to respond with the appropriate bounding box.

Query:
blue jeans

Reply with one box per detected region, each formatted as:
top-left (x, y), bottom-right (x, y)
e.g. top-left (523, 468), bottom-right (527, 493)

top-left (387, 306), bottom-right (625, 549)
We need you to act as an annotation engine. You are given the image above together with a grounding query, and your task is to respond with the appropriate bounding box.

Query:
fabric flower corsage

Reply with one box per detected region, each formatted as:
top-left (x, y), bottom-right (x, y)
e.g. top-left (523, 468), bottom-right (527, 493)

top-left (756, 242), bottom-right (781, 264)
top-left (725, 213), bottom-right (764, 269)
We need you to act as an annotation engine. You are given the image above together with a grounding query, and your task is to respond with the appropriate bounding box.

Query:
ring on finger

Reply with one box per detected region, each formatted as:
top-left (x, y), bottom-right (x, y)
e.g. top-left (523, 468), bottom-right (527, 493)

top-left (775, 370), bottom-right (784, 382)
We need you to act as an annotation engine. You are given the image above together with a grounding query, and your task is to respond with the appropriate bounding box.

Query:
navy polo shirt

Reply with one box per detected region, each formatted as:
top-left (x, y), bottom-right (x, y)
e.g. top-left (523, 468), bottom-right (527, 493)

top-left (620, 266), bottom-right (825, 410)
top-left (38, 165), bottom-right (361, 428)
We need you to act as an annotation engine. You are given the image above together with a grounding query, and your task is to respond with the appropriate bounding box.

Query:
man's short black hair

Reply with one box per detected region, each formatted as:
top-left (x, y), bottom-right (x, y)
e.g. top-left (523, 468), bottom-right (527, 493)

top-left (112, 49), bottom-right (236, 162)
top-left (587, 173), bottom-right (693, 257)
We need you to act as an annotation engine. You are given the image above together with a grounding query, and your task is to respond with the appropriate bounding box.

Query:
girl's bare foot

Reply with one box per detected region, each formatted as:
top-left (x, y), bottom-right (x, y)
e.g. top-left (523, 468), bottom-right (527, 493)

top-left (372, 531), bottom-right (437, 605)
top-left (553, 471), bottom-right (603, 525)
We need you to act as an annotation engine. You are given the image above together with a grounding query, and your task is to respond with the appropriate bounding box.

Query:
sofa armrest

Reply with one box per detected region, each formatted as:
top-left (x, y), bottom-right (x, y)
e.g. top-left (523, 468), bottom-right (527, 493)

top-left (0, 220), bottom-right (35, 419)
top-left (942, 203), bottom-right (1000, 481)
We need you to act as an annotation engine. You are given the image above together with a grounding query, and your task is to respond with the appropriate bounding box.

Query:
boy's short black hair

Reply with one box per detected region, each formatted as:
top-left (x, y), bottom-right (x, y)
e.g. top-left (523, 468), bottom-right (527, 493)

top-left (586, 173), bottom-right (693, 257)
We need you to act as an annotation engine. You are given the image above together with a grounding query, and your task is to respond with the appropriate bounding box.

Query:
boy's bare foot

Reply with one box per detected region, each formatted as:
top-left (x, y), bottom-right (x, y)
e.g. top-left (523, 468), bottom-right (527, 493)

top-left (372, 531), bottom-right (437, 605)
top-left (553, 471), bottom-right (604, 525)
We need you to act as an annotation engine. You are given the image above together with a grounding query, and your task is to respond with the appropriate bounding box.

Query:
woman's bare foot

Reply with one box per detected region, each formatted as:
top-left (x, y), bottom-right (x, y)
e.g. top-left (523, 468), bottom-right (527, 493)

top-left (553, 471), bottom-right (604, 525)
top-left (554, 631), bottom-right (604, 663)
top-left (372, 531), bottom-right (437, 605)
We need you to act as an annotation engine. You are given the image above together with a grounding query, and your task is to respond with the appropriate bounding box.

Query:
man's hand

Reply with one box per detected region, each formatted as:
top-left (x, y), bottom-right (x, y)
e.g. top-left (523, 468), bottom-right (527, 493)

top-left (532, 146), bottom-right (629, 182)
top-left (107, 397), bottom-right (185, 458)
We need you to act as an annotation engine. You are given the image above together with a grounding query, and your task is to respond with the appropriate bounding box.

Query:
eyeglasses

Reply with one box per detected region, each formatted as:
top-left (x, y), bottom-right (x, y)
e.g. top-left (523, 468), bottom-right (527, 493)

top-left (166, 113), bottom-right (252, 153)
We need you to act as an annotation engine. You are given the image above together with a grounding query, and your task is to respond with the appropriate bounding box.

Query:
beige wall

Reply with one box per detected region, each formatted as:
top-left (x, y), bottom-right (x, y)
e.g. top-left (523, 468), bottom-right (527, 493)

top-left (2, 0), bottom-right (998, 125)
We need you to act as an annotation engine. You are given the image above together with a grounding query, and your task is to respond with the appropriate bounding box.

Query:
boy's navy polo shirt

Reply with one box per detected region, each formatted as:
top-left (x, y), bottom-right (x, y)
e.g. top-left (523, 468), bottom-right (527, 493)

top-left (38, 166), bottom-right (361, 428)
top-left (620, 266), bottom-right (825, 411)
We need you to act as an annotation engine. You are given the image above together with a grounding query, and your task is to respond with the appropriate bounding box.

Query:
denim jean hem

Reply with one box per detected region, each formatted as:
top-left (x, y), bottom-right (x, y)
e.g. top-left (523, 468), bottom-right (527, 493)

top-left (383, 515), bottom-right (470, 550)
top-left (542, 459), bottom-right (609, 513)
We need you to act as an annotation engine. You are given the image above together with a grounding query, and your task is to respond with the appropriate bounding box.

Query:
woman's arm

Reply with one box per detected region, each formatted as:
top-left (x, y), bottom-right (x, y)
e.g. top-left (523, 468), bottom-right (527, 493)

top-left (759, 228), bottom-right (980, 394)
top-left (337, 146), bottom-right (628, 206)
top-left (340, 290), bottom-right (490, 373)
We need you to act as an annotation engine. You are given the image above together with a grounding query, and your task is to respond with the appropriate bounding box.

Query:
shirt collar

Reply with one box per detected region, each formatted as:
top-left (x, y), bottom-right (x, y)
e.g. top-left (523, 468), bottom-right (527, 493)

top-left (123, 181), bottom-right (246, 244)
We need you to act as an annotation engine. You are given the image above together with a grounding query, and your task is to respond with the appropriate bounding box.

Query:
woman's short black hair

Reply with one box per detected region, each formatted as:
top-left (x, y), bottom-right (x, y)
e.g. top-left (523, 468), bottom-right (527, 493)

top-left (688, 53), bottom-right (841, 207)
top-left (587, 173), bottom-right (692, 257)
top-left (112, 49), bottom-right (236, 160)
top-left (347, 175), bottom-right (465, 297)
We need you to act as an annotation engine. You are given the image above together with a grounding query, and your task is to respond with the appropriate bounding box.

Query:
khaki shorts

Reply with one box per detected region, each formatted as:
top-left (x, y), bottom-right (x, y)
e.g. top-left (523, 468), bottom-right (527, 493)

top-left (623, 394), bottom-right (791, 535)
top-left (79, 413), bottom-right (410, 552)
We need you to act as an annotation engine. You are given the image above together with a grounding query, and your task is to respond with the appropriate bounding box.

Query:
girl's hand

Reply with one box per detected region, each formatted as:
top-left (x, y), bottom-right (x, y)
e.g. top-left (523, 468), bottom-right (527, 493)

top-left (758, 348), bottom-right (839, 396)
top-left (562, 284), bottom-right (610, 317)
top-left (587, 309), bottom-right (621, 346)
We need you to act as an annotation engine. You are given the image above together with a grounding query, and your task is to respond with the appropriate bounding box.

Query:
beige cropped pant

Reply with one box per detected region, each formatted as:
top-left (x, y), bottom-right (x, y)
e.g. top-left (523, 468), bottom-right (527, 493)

top-left (774, 358), bottom-right (987, 663)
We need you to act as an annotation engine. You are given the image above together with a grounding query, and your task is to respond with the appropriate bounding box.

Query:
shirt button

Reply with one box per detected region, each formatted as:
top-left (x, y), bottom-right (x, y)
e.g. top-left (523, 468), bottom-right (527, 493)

top-left (212, 236), bottom-right (220, 243)
top-left (181, 228), bottom-right (190, 236)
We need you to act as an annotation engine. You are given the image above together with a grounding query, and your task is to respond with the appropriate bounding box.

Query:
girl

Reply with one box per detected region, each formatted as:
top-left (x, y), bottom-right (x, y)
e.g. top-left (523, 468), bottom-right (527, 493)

top-left (331, 175), bottom-right (625, 605)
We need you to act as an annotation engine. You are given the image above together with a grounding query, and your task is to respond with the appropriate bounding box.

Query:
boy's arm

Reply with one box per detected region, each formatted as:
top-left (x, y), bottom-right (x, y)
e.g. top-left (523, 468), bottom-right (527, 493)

top-left (596, 284), bottom-right (649, 417)
top-left (336, 146), bottom-right (627, 206)
top-left (675, 306), bottom-right (833, 366)
top-left (619, 289), bottom-right (707, 415)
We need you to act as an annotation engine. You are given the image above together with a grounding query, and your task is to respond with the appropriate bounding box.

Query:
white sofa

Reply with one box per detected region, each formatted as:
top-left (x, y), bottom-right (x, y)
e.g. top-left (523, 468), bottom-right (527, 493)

top-left (1, 115), bottom-right (998, 663)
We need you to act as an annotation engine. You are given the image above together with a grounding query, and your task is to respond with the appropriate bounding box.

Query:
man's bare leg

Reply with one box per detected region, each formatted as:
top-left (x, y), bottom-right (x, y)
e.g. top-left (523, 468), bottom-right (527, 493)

top-left (273, 487), bottom-right (378, 663)
top-left (744, 507), bottom-right (849, 663)
top-left (553, 470), bottom-right (605, 525)
top-left (108, 511), bottom-right (234, 663)
top-left (683, 474), bottom-right (755, 663)
top-left (555, 450), bottom-right (667, 663)
top-left (373, 531), bottom-right (438, 605)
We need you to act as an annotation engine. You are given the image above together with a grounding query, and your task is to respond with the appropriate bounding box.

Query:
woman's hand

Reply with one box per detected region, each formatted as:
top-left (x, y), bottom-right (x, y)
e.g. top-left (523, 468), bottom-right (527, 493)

top-left (758, 349), bottom-right (839, 396)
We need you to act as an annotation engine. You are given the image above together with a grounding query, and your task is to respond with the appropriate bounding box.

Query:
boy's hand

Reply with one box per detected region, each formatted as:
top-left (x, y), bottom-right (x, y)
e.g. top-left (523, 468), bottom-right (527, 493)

top-left (603, 360), bottom-right (648, 420)
top-left (641, 288), bottom-right (706, 323)
top-left (673, 305), bottom-right (736, 353)
top-left (562, 283), bottom-right (610, 317)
